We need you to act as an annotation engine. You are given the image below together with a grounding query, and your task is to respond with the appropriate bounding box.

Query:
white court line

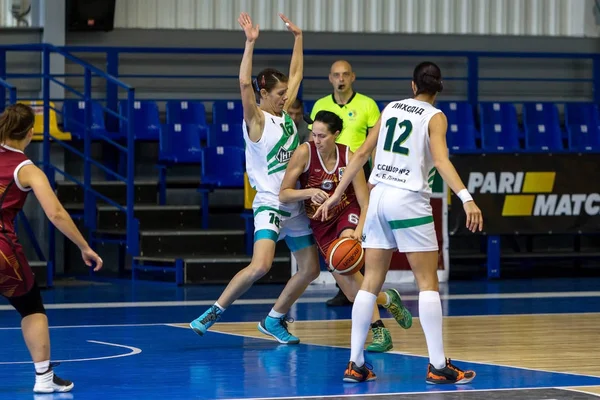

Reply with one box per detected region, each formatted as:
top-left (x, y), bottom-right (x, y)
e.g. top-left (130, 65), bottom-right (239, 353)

top-left (2, 312), bottom-right (600, 331)
top-left (2, 321), bottom-right (600, 382)
top-left (0, 340), bottom-right (141, 365)
top-left (202, 326), bottom-right (600, 381)
top-left (221, 386), bottom-right (600, 400)
top-left (0, 322), bottom-right (170, 330)
top-left (2, 290), bottom-right (600, 311)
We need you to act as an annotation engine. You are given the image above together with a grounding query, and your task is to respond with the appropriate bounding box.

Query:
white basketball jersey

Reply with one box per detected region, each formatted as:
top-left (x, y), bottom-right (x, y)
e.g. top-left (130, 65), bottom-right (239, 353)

top-left (370, 98), bottom-right (442, 193)
top-left (243, 110), bottom-right (300, 203)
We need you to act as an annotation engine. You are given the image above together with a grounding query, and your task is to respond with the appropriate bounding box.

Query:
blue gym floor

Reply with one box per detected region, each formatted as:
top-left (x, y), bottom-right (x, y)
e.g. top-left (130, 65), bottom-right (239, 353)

top-left (1, 277), bottom-right (600, 399)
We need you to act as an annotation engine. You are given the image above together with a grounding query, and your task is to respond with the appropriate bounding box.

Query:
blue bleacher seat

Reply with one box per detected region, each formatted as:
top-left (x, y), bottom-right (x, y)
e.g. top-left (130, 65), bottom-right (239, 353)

top-left (377, 101), bottom-right (388, 112)
top-left (156, 123), bottom-right (204, 204)
top-left (201, 146), bottom-right (245, 188)
top-left (159, 124), bottom-right (203, 164)
top-left (437, 101), bottom-right (478, 153)
top-left (522, 102), bottom-right (563, 151)
top-left (118, 100), bottom-right (161, 140)
top-left (166, 100), bottom-right (209, 142)
top-left (524, 123), bottom-right (563, 151)
top-left (208, 123), bottom-right (245, 148)
top-left (479, 102), bottom-right (520, 152)
top-left (303, 100), bottom-right (315, 115)
top-left (198, 145), bottom-right (245, 227)
top-left (522, 102), bottom-right (560, 127)
top-left (61, 100), bottom-right (108, 140)
top-left (212, 100), bottom-right (243, 125)
top-left (565, 102), bottom-right (600, 152)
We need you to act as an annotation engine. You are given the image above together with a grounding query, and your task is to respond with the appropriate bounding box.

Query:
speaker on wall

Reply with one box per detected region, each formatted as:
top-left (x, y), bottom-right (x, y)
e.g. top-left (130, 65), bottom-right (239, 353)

top-left (66, 0), bottom-right (116, 32)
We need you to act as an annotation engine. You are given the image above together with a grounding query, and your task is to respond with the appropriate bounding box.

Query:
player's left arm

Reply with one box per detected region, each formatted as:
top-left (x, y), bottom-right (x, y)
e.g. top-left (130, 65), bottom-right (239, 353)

top-left (348, 150), bottom-right (369, 241)
top-left (429, 112), bottom-right (483, 232)
top-left (280, 14), bottom-right (303, 112)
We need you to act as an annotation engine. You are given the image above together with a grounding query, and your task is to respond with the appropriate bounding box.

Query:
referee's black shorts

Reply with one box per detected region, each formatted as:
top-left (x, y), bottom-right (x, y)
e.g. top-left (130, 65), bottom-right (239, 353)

top-left (363, 160), bottom-right (372, 181)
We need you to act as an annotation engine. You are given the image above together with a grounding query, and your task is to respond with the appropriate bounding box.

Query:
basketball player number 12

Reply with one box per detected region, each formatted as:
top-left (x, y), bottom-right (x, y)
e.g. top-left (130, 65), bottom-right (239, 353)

top-left (383, 118), bottom-right (412, 155)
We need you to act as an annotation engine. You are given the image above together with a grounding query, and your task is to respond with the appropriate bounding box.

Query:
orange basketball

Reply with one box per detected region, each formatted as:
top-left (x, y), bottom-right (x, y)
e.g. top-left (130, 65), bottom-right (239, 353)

top-left (326, 237), bottom-right (364, 275)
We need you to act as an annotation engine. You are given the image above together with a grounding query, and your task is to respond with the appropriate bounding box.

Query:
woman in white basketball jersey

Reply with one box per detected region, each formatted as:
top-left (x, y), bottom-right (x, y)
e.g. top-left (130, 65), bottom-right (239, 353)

top-left (191, 12), bottom-right (320, 345)
top-left (316, 62), bottom-right (483, 384)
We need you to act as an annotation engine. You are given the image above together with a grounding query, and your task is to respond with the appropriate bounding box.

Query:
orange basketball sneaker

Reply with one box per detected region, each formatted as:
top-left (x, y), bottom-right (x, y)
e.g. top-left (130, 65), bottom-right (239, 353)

top-left (343, 361), bottom-right (376, 383)
top-left (426, 358), bottom-right (476, 384)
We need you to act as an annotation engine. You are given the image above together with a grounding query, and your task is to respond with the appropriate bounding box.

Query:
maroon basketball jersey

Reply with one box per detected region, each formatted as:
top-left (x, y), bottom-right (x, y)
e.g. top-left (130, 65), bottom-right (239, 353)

top-left (0, 144), bottom-right (34, 297)
top-left (299, 141), bottom-right (357, 221)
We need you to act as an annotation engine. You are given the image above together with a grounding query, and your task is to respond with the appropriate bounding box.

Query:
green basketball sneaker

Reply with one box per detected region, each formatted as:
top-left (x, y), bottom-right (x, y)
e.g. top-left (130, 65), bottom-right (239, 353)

top-left (383, 288), bottom-right (413, 329)
top-left (366, 326), bottom-right (393, 352)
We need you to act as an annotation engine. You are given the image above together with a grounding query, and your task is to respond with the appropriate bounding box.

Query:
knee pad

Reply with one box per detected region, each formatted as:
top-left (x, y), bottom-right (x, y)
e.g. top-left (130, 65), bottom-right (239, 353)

top-left (8, 282), bottom-right (46, 318)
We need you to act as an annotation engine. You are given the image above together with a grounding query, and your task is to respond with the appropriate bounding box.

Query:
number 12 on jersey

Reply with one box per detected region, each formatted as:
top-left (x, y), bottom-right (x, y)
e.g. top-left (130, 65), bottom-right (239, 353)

top-left (383, 118), bottom-right (412, 155)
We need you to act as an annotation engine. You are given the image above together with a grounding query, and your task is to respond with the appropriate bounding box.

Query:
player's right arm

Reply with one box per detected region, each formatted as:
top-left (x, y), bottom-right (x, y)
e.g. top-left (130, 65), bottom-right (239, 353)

top-left (238, 13), bottom-right (265, 142)
top-left (18, 164), bottom-right (103, 271)
top-left (348, 150), bottom-right (369, 241)
top-left (279, 144), bottom-right (328, 204)
top-left (314, 116), bottom-right (381, 221)
top-left (429, 112), bottom-right (483, 232)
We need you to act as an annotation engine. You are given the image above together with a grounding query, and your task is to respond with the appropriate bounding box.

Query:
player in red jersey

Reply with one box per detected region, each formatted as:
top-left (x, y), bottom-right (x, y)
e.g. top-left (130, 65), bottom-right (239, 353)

top-left (280, 110), bottom-right (413, 352)
top-left (0, 104), bottom-right (103, 393)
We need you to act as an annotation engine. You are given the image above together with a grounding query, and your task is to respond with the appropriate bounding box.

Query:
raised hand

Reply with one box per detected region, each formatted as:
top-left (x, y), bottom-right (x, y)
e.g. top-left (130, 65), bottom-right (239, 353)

top-left (279, 13), bottom-right (302, 37)
top-left (238, 12), bottom-right (259, 42)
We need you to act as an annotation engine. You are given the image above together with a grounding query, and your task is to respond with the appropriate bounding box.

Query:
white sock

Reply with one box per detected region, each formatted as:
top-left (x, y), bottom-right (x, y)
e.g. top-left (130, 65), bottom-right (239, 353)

top-left (214, 302), bottom-right (225, 312)
top-left (268, 309), bottom-right (285, 319)
top-left (34, 360), bottom-right (50, 374)
top-left (419, 290), bottom-right (446, 369)
top-left (350, 290), bottom-right (377, 367)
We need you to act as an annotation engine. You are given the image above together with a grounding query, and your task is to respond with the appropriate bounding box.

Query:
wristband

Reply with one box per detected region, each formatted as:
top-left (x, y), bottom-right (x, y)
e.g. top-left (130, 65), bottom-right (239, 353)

top-left (457, 189), bottom-right (473, 204)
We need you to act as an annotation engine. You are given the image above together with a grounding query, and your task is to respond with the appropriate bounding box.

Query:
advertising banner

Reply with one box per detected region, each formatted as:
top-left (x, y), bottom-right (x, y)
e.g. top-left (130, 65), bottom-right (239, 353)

top-left (448, 154), bottom-right (600, 235)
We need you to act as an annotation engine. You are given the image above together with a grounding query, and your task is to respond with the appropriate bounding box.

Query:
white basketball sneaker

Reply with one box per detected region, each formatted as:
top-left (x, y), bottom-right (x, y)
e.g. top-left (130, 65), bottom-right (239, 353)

top-left (33, 363), bottom-right (74, 393)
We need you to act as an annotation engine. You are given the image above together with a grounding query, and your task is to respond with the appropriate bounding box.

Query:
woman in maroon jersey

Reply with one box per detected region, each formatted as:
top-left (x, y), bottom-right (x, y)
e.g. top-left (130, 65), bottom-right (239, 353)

top-left (0, 103), bottom-right (103, 393)
top-left (279, 110), bottom-right (412, 353)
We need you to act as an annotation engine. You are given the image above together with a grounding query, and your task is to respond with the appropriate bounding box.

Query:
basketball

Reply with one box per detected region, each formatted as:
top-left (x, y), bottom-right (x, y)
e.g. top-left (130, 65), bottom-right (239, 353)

top-left (326, 237), bottom-right (364, 275)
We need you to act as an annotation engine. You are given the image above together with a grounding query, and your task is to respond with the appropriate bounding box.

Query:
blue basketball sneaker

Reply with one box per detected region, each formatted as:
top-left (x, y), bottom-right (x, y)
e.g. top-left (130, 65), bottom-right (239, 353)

top-left (190, 305), bottom-right (223, 336)
top-left (257, 315), bottom-right (300, 344)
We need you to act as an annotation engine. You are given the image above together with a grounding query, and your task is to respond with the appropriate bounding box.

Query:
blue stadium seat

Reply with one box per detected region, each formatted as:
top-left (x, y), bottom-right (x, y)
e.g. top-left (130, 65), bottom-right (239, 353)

top-left (118, 100), bottom-right (161, 140)
top-left (156, 123), bottom-right (203, 204)
top-left (565, 102), bottom-right (600, 152)
top-left (165, 100), bottom-right (209, 142)
top-left (437, 101), bottom-right (478, 153)
top-left (524, 124), bottom-right (563, 151)
top-left (522, 102), bottom-right (564, 151)
top-left (377, 101), bottom-right (392, 112)
top-left (479, 102), bottom-right (520, 152)
top-left (201, 146), bottom-right (245, 188)
top-left (212, 100), bottom-right (243, 125)
top-left (61, 100), bottom-right (108, 140)
top-left (198, 146), bottom-right (245, 228)
top-left (208, 123), bottom-right (245, 148)
top-left (159, 124), bottom-right (203, 164)
top-left (303, 100), bottom-right (315, 115)
top-left (522, 102), bottom-right (560, 127)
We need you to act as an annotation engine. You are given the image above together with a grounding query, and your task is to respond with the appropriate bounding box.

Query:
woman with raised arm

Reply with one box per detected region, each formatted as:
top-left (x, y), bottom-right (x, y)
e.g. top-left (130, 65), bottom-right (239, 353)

top-left (0, 103), bottom-right (103, 393)
top-left (190, 12), bottom-right (321, 345)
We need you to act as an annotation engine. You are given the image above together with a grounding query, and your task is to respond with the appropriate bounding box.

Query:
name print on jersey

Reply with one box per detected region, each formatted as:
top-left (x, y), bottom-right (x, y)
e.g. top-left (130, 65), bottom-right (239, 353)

top-left (374, 163), bottom-right (411, 184)
top-left (391, 102), bottom-right (425, 115)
